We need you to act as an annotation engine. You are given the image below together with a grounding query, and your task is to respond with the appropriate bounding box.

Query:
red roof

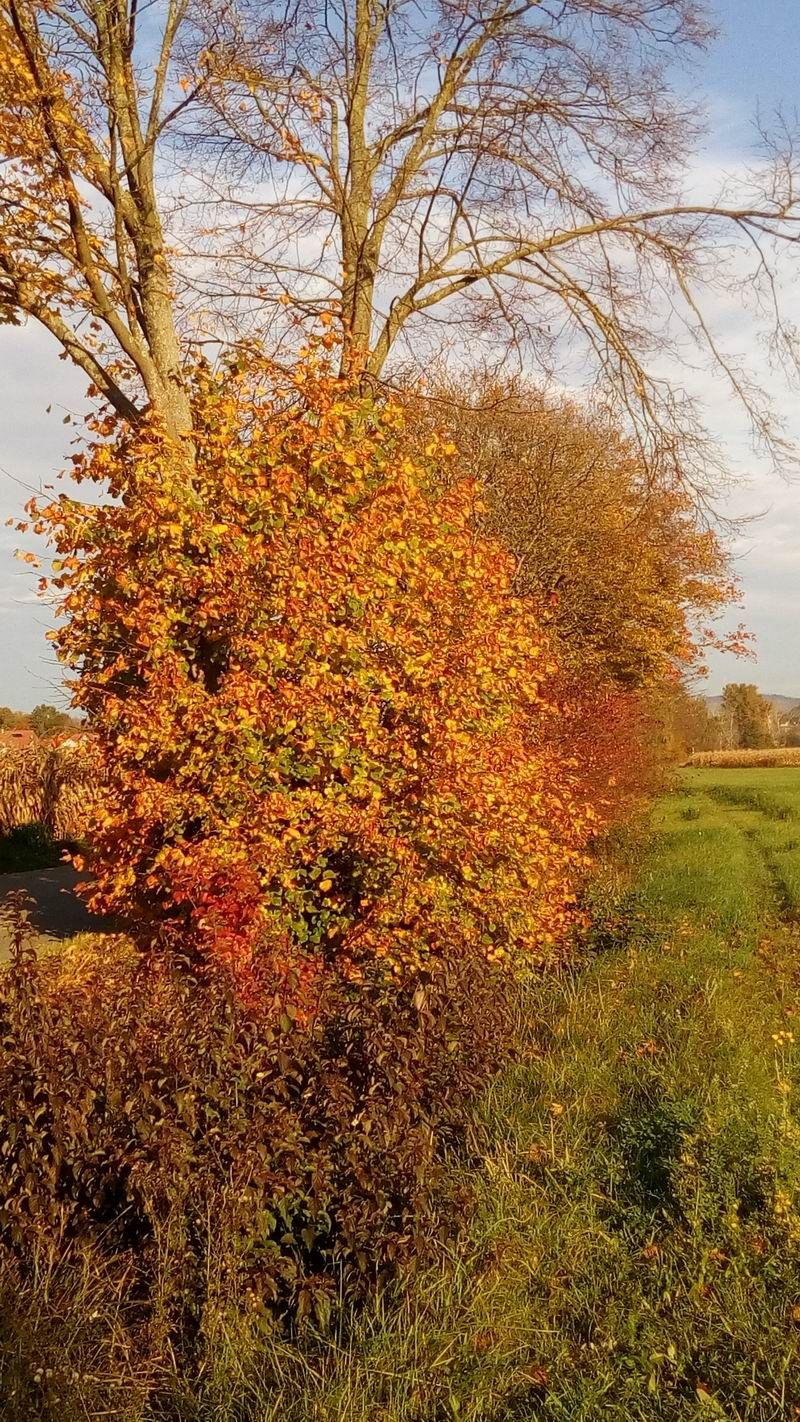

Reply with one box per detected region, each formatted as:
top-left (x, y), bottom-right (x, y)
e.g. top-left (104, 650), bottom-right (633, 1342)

top-left (0, 728), bottom-right (37, 750)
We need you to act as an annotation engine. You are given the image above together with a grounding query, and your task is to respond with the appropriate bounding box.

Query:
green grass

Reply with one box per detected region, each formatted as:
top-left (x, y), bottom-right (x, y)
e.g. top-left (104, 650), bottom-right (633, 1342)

top-left (6, 775), bottom-right (800, 1419)
top-left (680, 767), bottom-right (800, 919)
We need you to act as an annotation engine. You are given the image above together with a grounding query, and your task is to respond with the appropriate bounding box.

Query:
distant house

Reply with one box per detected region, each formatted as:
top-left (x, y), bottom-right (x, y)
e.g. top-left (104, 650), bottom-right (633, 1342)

top-left (0, 727), bottom-right (90, 753)
top-left (51, 724), bottom-right (90, 746)
top-left (0, 728), bottom-right (37, 752)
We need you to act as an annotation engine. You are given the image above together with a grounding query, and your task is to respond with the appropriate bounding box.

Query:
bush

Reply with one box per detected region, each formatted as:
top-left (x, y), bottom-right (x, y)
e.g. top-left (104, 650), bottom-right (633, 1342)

top-left (0, 822), bottom-right (75, 874)
top-left (12, 349), bottom-right (602, 1398)
top-left (33, 350), bottom-right (593, 998)
top-left (0, 930), bottom-right (511, 1358)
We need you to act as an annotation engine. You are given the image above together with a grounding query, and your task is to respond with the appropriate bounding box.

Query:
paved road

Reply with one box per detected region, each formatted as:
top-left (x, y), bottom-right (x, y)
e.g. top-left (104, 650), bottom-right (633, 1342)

top-left (0, 865), bottom-right (112, 960)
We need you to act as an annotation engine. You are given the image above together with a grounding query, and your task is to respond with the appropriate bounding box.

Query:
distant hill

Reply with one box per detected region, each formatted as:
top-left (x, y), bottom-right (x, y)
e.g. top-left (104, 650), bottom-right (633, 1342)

top-left (705, 693), bottom-right (800, 714)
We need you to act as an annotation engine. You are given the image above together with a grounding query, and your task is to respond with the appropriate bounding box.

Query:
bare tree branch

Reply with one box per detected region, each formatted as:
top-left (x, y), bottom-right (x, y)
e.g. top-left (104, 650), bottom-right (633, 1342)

top-left (0, 0), bottom-right (198, 456)
top-left (180, 0), bottom-right (800, 485)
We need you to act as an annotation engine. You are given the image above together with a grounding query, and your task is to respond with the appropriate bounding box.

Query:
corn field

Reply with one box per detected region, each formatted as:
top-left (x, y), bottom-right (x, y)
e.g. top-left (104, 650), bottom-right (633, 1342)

top-left (0, 742), bottom-right (96, 840)
top-left (687, 747), bottom-right (800, 769)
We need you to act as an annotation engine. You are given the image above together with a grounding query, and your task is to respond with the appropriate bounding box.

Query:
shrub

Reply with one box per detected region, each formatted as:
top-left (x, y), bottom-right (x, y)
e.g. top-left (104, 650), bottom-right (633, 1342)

top-left (408, 378), bottom-right (739, 694)
top-left (0, 929), bottom-right (511, 1353)
top-left (553, 680), bottom-right (668, 828)
top-left (11, 349), bottom-right (602, 1382)
top-left (0, 822), bottom-right (72, 874)
top-left (31, 350), bottom-right (593, 999)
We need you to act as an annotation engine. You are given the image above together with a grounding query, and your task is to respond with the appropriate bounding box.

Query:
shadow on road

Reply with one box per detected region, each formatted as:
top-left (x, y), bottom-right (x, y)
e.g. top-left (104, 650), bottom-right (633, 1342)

top-left (0, 865), bottom-right (114, 957)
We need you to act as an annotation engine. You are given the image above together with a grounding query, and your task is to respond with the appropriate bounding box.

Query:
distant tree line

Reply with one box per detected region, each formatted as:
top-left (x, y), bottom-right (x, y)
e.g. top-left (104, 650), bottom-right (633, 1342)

top-left (666, 684), bottom-right (800, 759)
top-left (0, 704), bottom-right (81, 739)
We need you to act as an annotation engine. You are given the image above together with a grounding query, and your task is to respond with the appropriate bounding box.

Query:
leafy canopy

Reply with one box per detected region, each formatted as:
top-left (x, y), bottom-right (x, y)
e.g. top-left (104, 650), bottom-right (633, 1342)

top-left (410, 380), bottom-right (741, 691)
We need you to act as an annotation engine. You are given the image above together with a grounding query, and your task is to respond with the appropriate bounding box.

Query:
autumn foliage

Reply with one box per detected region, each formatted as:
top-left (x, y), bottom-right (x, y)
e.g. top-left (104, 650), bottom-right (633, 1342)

top-left (30, 351), bottom-right (594, 1002)
top-left (404, 379), bottom-right (741, 831)
top-left (0, 349), bottom-right (611, 1345)
top-left (409, 379), bottom-right (741, 693)
top-left (3, 345), bottom-right (747, 1370)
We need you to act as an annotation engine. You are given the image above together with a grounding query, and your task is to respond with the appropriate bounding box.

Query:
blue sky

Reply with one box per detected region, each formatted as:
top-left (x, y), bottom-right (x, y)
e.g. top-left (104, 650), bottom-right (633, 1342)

top-left (0, 1), bottom-right (798, 707)
top-left (704, 0), bottom-right (800, 110)
top-left (690, 0), bottom-right (800, 696)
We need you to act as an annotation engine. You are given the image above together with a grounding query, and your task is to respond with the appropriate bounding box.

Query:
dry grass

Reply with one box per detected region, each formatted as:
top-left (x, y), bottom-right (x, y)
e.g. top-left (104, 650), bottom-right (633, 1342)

top-left (687, 747), bottom-right (800, 769)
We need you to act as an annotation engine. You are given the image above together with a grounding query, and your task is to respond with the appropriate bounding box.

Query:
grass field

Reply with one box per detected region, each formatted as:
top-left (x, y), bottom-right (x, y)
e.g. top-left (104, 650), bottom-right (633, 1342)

top-left (5, 771), bottom-right (800, 1419)
top-left (197, 769), bottom-right (800, 1422)
top-left (674, 767), bottom-right (800, 923)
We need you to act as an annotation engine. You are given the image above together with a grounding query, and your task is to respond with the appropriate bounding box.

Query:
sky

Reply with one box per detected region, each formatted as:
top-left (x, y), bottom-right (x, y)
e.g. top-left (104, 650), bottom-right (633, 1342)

top-left (1, 1), bottom-right (799, 709)
top-left (685, 0), bottom-right (800, 696)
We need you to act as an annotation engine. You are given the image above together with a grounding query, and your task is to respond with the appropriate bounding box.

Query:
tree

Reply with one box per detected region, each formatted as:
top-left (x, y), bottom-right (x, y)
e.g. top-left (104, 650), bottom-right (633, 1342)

top-left (781, 706), bottom-right (800, 749)
top-left (0, 707), bottom-right (25, 730)
top-left (185, 0), bottom-right (800, 482)
top-left (720, 684), bottom-right (774, 750)
top-left (408, 379), bottom-right (740, 690)
top-left (4, 0), bottom-right (800, 489)
top-left (654, 683), bottom-right (722, 761)
top-left (0, 0), bottom-right (196, 454)
top-left (29, 703), bottom-right (71, 738)
top-left (30, 349), bottom-right (593, 996)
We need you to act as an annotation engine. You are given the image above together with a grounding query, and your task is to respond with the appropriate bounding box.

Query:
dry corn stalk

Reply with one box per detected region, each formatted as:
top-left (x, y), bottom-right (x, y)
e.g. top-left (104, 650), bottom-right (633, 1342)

top-left (687, 748), bottom-right (800, 769)
top-left (0, 742), bottom-right (96, 839)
